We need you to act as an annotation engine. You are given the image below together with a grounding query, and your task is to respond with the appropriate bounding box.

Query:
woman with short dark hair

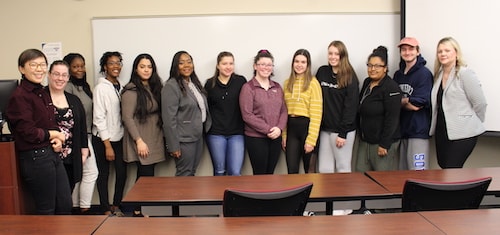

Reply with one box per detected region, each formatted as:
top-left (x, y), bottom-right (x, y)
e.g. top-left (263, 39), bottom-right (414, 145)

top-left (6, 49), bottom-right (71, 214)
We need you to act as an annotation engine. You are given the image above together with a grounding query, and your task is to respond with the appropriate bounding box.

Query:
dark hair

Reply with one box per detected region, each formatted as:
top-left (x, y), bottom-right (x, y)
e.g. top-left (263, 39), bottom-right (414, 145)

top-left (63, 53), bottom-right (92, 97)
top-left (253, 49), bottom-right (274, 77)
top-left (49, 60), bottom-right (69, 72)
top-left (209, 51), bottom-right (235, 88)
top-left (63, 53), bottom-right (85, 68)
top-left (18, 49), bottom-right (47, 73)
top-left (368, 46), bottom-right (389, 72)
top-left (169, 51), bottom-right (204, 96)
top-left (286, 49), bottom-right (313, 92)
top-left (99, 51), bottom-right (122, 74)
top-left (125, 53), bottom-right (163, 126)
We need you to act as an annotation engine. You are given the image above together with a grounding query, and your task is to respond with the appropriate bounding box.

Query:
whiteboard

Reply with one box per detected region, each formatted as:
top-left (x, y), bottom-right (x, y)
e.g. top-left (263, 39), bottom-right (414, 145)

top-left (92, 13), bottom-right (399, 94)
top-left (405, 0), bottom-right (500, 132)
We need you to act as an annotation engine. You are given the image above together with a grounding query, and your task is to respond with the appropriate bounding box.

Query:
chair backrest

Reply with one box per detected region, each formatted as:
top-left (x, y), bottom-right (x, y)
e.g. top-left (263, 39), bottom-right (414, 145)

top-left (222, 182), bottom-right (313, 217)
top-left (401, 177), bottom-right (492, 212)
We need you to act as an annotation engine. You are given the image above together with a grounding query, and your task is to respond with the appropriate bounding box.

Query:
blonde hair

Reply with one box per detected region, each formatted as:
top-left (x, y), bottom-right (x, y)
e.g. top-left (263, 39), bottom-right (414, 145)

top-left (329, 41), bottom-right (355, 88)
top-left (433, 37), bottom-right (466, 79)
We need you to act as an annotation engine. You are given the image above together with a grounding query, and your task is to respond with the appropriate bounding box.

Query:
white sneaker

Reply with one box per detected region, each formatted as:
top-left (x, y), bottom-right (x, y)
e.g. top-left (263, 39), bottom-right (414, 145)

top-left (303, 210), bottom-right (315, 216)
top-left (332, 209), bottom-right (353, 216)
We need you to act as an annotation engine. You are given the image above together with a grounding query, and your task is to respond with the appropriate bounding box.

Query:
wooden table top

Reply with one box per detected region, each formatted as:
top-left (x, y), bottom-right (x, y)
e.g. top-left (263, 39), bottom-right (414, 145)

top-left (365, 167), bottom-right (500, 195)
top-left (0, 215), bottom-right (108, 235)
top-left (122, 173), bottom-right (392, 205)
top-left (94, 213), bottom-right (444, 235)
top-left (420, 208), bottom-right (500, 235)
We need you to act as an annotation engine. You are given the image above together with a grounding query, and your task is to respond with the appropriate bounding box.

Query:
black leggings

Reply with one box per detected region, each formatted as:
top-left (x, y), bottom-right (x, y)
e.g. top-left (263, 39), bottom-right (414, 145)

top-left (136, 162), bottom-right (156, 180)
top-left (435, 113), bottom-right (478, 168)
top-left (92, 136), bottom-right (127, 212)
top-left (245, 136), bottom-right (281, 175)
top-left (285, 116), bottom-right (311, 174)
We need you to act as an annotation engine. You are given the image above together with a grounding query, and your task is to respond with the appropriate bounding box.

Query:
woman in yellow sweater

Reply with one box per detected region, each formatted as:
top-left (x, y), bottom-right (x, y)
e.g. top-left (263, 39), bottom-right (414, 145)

top-left (282, 49), bottom-right (323, 174)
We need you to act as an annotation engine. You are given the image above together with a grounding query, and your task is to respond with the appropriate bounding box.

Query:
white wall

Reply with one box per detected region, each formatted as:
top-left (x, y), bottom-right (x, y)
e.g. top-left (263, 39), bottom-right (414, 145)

top-left (405, 0), bottom-right (500, 132)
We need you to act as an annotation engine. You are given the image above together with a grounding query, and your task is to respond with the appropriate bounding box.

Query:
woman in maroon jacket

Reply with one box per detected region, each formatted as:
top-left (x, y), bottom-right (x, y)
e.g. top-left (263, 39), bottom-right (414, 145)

top-left (6, 49), bottom-right (72, 214)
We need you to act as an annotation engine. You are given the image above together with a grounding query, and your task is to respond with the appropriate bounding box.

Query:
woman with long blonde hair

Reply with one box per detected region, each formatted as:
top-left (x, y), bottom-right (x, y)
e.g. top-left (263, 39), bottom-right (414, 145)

top-left (429, 37), bottom-right (487, 168)
top-left (316, 41), bottom-right (359, 173)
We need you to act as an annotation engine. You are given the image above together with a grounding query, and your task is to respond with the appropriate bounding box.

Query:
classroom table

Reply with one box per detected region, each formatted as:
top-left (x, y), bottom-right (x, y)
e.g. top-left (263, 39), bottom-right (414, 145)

top-left (0, 215), bottom-right (108, 234)
top-left (94, 213), bottom-right (444, 235)
top-left (121, 173), bottom-right (394, 216)
top-left (419, 208), bottom-right (500, 235)
top-left (365, 167), bottom-right (500, 195)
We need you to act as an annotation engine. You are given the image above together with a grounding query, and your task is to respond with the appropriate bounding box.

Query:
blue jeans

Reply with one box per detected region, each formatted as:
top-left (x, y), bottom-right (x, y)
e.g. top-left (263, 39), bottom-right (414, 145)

top-left (206, 134), bottom-right (245, 176)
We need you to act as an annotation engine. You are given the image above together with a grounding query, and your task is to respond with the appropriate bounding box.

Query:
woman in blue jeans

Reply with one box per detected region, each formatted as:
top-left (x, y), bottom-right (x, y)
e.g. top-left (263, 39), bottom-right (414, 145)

top-left (204, 51), bottom-right (247, 175)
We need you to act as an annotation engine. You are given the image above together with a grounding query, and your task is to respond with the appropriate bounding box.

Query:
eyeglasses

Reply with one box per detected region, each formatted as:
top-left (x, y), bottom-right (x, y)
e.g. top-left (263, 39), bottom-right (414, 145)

top-left (257, 63), bottom-right (274, 68)
top-left (28, 62), bottom-right (48, 70)
top-left (107, 61), bottom-right (123, 67)
top-left (51, 72), bottom-right (69, 79)
top-left (366, 63), bottom-right (386, 70)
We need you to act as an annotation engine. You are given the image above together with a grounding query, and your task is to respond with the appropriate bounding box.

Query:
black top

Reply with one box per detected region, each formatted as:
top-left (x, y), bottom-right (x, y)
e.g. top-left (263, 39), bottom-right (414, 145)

top-left (204, 74), bottom-right (247, 135)
top-left (358, 75), bottom-right (402, 149)
top-left (316, 65), bottom-right (359, 138)
top-left (48, 88), bottom-right (88, 184)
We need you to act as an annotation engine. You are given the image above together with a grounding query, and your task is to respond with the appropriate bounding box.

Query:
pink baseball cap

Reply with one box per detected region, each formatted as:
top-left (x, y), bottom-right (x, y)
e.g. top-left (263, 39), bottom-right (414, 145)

top-left (398, 37), bottom-right (419, 47)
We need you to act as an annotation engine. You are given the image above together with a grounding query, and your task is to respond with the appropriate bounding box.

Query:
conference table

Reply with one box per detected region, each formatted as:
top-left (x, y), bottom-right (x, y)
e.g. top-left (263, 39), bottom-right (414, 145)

top-left (419, 208), bottom-right (500, 235)
top-left (365, 167), bottom-right (500, 195)
top-left (121, 173), bottom-right (394, 216)
top-left (0, 215), bottom-right (108, 234)
top-left (94, 212), bottom-right (444, 235)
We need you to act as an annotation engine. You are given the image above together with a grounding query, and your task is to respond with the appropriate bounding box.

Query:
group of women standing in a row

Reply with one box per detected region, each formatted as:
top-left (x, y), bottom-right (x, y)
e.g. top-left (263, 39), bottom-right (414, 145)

top-left (6, 35), bottom-right (486, 215)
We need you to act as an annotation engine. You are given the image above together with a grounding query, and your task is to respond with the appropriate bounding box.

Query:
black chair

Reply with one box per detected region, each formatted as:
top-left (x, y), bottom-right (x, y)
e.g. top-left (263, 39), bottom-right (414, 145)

top-left (222, 182), bottom-right (313, 217)
top-left (401, 177), bottom-right (492, 212)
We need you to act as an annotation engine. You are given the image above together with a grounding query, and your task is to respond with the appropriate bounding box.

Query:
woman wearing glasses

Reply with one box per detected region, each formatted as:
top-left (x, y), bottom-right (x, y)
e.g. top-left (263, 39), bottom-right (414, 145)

top-left (92, 51), bottom-right (127, 215)
top-left (239, 49), bottom-right (287, 175)
top-left (6, 49), bottom-right (71, 214)
top-left (356, 46), bottom-right (401, 172)
top-left (46, 60), bottom-right (89, 211)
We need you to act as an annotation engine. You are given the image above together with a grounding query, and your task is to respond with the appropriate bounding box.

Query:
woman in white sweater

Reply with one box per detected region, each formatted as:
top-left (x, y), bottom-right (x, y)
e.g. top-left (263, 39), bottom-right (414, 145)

top-left (429, 37), bottom-right (487, 168)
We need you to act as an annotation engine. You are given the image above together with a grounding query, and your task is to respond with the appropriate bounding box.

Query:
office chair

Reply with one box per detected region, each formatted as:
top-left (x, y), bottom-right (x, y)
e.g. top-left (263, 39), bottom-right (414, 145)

top-left (222, 182), bottom-right (313, 217)
top-left (401, 176), bottom-right (492, 212)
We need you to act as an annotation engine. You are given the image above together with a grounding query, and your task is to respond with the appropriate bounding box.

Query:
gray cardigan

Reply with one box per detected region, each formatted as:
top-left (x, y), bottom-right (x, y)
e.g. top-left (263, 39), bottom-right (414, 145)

top-left (429, 66), bottom-right (487, 140)
top-left (161, 78), bottom-right (211, 152)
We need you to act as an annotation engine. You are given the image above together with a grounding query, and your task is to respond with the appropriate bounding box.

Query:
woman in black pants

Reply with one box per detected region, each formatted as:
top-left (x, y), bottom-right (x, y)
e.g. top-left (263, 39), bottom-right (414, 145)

top-left (6, 49), bottom-right (71, 214)
top-left (92, 51), bottom-right (128, 215)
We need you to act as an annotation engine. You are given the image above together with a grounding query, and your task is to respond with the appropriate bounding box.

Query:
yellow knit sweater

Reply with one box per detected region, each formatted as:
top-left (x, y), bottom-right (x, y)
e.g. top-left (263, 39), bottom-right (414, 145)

top-left (283, 76), bottom-right (323, 146)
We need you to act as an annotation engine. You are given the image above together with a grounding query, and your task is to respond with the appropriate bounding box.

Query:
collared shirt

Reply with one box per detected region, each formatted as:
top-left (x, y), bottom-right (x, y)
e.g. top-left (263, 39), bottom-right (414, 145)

top-left (6, 79), bottom-right (57, 152)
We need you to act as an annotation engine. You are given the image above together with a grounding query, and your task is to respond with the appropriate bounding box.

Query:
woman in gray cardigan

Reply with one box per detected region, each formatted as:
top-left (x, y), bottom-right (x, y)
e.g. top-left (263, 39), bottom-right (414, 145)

top-left (161, 51), bottom-right (211, 176)
top-left (430, 37), bottom-right (487, 168)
